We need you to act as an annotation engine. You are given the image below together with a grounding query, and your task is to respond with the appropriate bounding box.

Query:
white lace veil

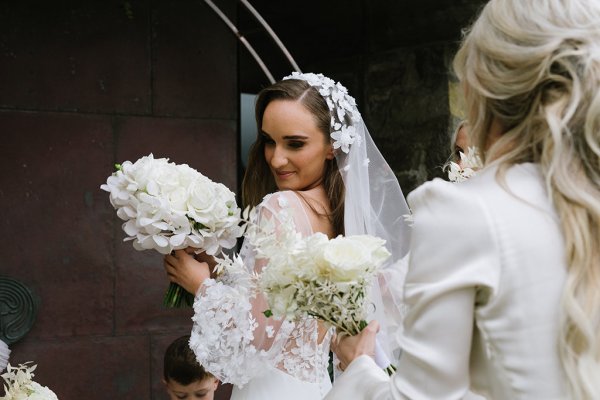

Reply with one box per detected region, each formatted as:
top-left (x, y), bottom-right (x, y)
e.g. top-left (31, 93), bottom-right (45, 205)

top-left (284, 72), bottom-right (411, 365)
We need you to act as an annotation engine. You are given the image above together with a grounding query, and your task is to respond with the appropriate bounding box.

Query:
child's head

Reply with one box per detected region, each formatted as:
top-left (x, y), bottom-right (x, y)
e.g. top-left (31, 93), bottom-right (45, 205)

top-left (163, 335), bottom-right (218, 400)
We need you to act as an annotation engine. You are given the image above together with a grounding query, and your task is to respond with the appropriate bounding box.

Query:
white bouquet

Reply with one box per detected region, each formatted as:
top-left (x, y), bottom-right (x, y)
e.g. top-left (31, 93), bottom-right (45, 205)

top-left (447, 146), bottom-right (483, 183)
top-left (0, 363), bottom-right (58, 400)
top-left (260, 232), bottom-right (390, 333)
top-left (101, 154), bottom-right (244, 307)
top-left (237, 205), bottom-right (394, 372)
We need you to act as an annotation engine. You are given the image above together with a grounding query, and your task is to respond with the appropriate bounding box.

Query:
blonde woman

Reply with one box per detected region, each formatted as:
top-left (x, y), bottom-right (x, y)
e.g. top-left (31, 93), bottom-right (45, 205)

top-left (326, 0), bottom-right (600, 398)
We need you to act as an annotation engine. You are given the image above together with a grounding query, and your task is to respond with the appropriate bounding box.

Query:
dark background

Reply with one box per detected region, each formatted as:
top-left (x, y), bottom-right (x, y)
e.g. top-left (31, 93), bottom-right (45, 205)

top-left (0, 1), bottom-right (485, 398)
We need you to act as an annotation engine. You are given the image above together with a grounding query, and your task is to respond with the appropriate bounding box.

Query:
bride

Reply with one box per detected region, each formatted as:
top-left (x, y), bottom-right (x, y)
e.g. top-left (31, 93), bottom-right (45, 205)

top-left (163, 72), bottom-right (411, 399)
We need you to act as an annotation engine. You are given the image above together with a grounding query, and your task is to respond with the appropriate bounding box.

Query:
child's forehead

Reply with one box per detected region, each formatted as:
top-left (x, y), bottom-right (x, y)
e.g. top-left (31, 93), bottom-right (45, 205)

top-left (167, 375), bottom-right (217, 390)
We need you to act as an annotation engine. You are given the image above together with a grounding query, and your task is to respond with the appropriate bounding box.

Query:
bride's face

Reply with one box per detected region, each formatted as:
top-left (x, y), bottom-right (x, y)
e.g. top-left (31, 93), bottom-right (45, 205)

top-left (261, 99), bottom-right (334, 191)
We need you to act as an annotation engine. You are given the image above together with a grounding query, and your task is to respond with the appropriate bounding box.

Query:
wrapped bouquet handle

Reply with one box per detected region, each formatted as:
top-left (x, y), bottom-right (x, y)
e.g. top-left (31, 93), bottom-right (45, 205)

top-left (374, 337), bottom-right (396, 375)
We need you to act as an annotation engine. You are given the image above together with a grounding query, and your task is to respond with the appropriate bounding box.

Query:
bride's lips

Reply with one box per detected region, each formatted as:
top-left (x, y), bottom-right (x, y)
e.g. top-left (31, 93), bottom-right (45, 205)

top-left (275, 170), bottom-right (294, 179)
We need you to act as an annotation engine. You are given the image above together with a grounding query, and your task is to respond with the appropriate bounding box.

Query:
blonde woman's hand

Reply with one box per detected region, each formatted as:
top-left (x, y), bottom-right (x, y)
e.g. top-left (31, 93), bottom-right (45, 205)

top-left (331, 320), bottom-right (380, 372)
top-left (163, 248), bottom-right (211, 294)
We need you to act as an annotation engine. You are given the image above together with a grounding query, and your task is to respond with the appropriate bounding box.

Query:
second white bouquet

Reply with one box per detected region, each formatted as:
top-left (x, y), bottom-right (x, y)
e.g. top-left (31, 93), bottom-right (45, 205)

top-left (259, 232), bottom-right (390, 335)
top-left (101, 154), bottom-right (244, 307)
top-left (235, 204), bottom-right (394, 372)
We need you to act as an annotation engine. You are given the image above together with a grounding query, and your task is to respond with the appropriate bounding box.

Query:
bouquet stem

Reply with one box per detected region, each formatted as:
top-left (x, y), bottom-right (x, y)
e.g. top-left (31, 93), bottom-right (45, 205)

top-left (163, 282), bottom-right (194, 308)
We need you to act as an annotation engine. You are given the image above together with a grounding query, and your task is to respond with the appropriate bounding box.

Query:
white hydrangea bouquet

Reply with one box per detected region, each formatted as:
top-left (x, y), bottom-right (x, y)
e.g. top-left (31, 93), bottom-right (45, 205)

top-left (101, 154), bottom-right (244, 307)
top-left (447, 146), bottom-right (483, 183)
top-left (0, 363), bottom-right (58, 400)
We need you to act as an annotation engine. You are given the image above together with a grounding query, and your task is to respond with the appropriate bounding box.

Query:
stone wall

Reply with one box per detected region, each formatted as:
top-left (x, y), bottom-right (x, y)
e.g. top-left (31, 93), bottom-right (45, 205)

top-left (0, 1), bottom-right (236, 398)
top-left (298, 0), bottom-right (487, 195)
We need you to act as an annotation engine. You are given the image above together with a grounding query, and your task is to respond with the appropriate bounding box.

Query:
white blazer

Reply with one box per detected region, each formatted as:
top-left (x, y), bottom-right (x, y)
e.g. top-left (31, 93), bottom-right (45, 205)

top-left (325, 163), bottom-right (568, 399)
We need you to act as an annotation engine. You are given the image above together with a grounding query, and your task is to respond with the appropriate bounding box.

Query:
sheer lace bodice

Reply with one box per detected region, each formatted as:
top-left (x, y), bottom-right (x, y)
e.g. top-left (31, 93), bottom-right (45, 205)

top-left (189, 191), bottom-right (333, 392)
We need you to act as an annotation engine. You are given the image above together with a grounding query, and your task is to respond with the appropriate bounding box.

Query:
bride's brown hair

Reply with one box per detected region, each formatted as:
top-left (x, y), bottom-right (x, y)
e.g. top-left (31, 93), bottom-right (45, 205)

top-left (242, 79), bottom-right (345, 236)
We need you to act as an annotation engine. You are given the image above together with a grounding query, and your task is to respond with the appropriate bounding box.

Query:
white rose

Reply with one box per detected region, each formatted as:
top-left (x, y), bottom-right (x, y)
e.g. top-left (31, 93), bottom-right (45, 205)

top-left (166, 186), bottom-right (189, 212)
top-left (127, 154), bottom-right (165, 190)
top-left (28, 381), bottom-right (59, 400)
top-left (347, 235), bottom-right (391, 267)
top-left (149, 163), bottom-right (181, 196)
top-left (187, 176), bottom-right (217, 224)
top-left (323, 236), bottom-right (372, 281)
top-left (175, 163), bottom-right (201, 187)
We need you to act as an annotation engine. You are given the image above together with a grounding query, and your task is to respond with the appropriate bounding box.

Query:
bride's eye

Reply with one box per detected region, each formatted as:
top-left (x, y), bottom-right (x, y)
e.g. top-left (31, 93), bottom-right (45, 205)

top-left (288, 141), bottom-right (304, 149)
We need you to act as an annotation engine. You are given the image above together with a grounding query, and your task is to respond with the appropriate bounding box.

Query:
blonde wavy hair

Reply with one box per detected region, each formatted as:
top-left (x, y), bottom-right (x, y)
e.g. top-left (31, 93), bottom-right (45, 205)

top-left (453, 0), bottom-right (600, 398)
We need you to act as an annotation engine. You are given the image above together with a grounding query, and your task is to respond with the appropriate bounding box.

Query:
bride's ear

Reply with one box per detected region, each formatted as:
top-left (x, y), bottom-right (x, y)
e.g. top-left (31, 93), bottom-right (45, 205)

top-left (326, 144), bottom-right (335, 160)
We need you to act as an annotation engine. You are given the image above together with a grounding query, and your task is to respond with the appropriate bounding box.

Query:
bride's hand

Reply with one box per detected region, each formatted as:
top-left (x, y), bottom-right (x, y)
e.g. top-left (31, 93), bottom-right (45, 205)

top-left (331, 320), bottom-right (380, 372)
top-left (192, 250), bottom-right (220, 279)
top-left (163, 249), bottom-right (211, 294)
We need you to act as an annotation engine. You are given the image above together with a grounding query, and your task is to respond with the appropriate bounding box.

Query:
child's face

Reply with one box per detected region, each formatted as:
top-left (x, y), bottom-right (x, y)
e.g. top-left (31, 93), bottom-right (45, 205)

top-left (164, 376), bottom-right (218, 400)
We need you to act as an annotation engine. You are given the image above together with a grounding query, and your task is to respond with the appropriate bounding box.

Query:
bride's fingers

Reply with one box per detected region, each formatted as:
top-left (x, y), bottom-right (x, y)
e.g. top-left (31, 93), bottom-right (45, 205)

top-left (184, 247), bottom-right (197, 254)
top-left (164, 254), bottom-right (180, 268)
top-left (163, 260), bottom-right (180, 280)
top-left (173, 249), bottom-right (189, 259)
top-left (166, 273), bottom-right (177, 282)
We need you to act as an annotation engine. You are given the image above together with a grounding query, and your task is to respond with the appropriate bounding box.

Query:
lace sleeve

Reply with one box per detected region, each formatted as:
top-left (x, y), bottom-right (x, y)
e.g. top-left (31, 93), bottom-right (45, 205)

top-left (189, 191), bottom-right (332, 387)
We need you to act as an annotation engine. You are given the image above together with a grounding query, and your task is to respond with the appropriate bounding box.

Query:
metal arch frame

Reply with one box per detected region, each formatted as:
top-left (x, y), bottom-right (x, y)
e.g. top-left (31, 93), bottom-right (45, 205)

top-left (203, 0), bottom-right (301, 84)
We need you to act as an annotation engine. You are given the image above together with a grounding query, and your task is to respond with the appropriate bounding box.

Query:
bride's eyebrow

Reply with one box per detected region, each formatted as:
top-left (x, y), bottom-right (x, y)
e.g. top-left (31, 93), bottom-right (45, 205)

top-left (260, 130), bottom-right (308, 141)
top-left (283, 135), bottom-right (308, 140)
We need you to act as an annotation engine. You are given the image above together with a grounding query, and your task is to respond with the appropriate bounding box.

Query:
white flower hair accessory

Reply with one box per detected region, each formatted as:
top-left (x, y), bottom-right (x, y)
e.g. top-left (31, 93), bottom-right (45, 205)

top-left (283, 72), bottom-right (362, 153)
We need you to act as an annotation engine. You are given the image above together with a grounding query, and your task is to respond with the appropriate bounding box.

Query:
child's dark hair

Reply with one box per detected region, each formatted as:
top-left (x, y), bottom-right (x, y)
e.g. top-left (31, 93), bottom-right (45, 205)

top-left (163, 335), bottom-right (212, 385)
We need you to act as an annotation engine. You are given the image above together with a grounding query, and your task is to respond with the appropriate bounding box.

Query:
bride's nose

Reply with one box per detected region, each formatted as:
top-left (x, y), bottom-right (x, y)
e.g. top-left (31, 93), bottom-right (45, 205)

top-left (270, 146), bottom-right (288, 169)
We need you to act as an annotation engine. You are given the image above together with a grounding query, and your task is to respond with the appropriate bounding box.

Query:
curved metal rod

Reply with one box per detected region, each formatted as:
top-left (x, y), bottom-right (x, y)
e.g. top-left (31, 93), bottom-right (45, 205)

top-left (203, 0), bottom-right (275, 83)
top-left (239, 0), bottom-right (302, 73)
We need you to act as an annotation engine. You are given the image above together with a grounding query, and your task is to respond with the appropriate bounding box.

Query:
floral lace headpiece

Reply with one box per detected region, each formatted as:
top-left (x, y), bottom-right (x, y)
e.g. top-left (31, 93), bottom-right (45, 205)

top-left (283, 72), bottom-right (362, 153)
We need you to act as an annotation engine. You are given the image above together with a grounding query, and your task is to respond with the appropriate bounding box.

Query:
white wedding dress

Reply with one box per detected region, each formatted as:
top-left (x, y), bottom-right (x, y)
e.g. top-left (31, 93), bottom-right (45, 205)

top-left (189, 191), bottom-right (333, 400)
